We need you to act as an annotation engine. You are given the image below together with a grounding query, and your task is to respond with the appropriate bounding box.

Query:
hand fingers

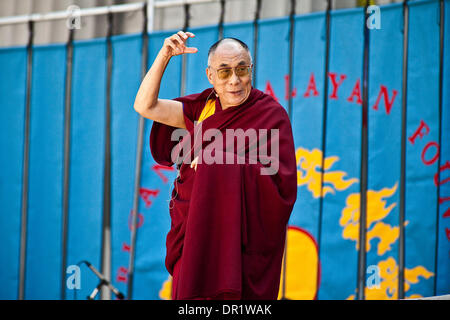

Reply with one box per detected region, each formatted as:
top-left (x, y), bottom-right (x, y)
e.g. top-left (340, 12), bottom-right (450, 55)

top-left (164, 31), bottom-right (197, 56)
top-left (170, 34), bottom-right (185, 46)
top-left (178, 31), bottom-right (197, 54)
top-left (165, 40), bottom-right (178, 54)
top-left (184, 47), bottom-right (198, 54)
top-left (177, 31), bottom-right (195, 39)
top-left (177, 30), bottom-right (195, 40)
top-left (165, 37), bottom-right (184, 55)
top-left (177, 31), bottom-right (188, 41)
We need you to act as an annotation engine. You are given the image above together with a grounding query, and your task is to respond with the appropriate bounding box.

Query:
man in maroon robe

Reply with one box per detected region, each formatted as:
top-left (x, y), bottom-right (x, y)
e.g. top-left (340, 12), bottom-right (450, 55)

top-left (134, 31), bottom-right (297, 300)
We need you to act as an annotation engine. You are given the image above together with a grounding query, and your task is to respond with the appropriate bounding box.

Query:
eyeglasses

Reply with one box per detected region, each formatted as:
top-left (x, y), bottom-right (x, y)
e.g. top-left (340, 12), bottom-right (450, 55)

top-left (209, 65), bottom-right (252, 80)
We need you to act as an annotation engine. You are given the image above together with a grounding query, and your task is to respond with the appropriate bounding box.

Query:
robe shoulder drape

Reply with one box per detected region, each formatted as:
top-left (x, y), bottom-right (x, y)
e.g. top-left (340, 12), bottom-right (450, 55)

top-left (150, 87), bottom-right (297, 299)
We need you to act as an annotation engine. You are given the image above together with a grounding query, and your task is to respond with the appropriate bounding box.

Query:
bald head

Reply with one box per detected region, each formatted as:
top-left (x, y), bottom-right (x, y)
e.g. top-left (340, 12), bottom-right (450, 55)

top-left (205, 37), bottom-right (253, 110)
top-left (207, 38), bottom-right (252, 67)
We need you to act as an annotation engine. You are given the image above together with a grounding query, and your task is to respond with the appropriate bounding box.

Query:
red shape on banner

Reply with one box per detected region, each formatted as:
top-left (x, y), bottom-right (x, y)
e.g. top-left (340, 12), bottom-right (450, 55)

top-left (347, 79), bottom-right (362, 105)
top-left (264, 81), bottom-right (279, 102)
top-left (443, 208), bottom-right (450, 219)
top-left (152, 164), bottom-right (175, 184)
top-left (434, 161), bottom-right (450, 187)
top-left (284, 75), bottom-right (297, 100)
top-left (303, 73), bottom-right (319, 98)
top-left (408, 120), bottom-right (430, 145)
top-left (421, 141), bottom-right (440, 166)
top-left (446, 228), bottom-right (450, 241)
top-left (128, 210), bottom-right (144, 231)
top-left (372, 85), bottom-right (398, 115)
top-left (116, 266), bottom-right (128, 283)
top-left (139, 187), bottom-right (159, 208)
top-left (327, 72), bottom-right (346, 99)
top-left (122, 242), bottom-right (131, 252)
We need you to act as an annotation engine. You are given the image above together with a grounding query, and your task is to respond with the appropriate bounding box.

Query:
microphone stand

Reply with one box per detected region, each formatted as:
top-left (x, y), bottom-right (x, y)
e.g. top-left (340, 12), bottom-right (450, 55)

top-left (88, 279), bottom-right (107, 300)
top-left (80, 260), bottom-right (125, 300)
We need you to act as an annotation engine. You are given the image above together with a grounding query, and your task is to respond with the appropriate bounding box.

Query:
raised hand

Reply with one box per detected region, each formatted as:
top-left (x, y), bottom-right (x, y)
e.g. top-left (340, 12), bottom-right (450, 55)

top-left (161, 31), bottom-right (198, 58)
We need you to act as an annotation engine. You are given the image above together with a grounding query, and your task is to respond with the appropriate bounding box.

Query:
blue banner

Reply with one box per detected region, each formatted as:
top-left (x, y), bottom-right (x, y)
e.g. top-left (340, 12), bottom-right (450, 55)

top-left (0, 47), bottom-right (27, 300)
top-left (108, 33), bottom-right (141, 299)
top-left (365, 3), bottom-right (403, 300)
top-left (185, 25), bottom-right (219, 95)
top-left (0, 0), bottom-right (449, 300)
top-left (436, 0), bottom-right (450, 296)
top-left (65, 38), bottom-right (107, 300)
top-left (404, 0), bottom-right (441, 298)
top-left (25, 43), bottom-right (66, 299)
top-left (131, 30), bottom-right (180, 300)
top-left (283, 12), bottom-right (326, 300)
top-left (255, 17), bottom-right (290, 110)
top-left (317, 7), bottom-right (364, 300)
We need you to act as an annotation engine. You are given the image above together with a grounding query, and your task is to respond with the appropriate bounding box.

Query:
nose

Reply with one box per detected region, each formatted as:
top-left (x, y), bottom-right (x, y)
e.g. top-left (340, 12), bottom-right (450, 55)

top-left (228, 70), bottom-right (241, 85)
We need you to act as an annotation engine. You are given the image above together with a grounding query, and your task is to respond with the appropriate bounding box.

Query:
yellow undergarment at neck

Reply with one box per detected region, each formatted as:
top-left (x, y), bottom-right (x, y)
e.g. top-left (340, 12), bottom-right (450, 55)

top-left (197, 99), bottom-right (216, 123)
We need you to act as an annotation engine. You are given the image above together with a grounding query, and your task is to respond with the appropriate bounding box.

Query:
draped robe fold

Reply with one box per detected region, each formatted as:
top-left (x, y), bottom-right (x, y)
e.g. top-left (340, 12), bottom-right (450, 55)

top-left (150, 88), bottom-right (297, 300)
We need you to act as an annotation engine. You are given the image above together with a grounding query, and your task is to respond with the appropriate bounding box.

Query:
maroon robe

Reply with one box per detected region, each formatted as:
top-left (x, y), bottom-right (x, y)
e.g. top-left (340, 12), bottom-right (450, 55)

top-left (150, 87), bottom-right (297, 300)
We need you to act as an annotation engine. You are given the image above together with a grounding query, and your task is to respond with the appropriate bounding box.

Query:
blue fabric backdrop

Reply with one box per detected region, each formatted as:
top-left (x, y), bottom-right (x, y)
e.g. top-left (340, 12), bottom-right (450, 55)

top-left (0, 47), bottom-right (27, 300)
top-left (0, 0), bottom-right (448, 300)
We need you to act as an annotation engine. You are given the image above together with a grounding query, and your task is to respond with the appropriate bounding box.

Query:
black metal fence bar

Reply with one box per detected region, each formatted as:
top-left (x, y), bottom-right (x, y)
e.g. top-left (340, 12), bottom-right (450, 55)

top-left (180, 3), bottom-right (191, 98)
top-left (60, 26), bottom-right (75, 301)
top-left (434, 0), bottom-right (445, 297)
top-left (18, 19), bottom-right (34, 301)
top-left (218, 0), bottom-right (226, 40)
top-left (398, 0), bottom-right (410, 300)
top-left (127, 3), bottom-right (149, 301)
top-left (316, 0), bottom-right (332, 301)
top-left (100, 10), bottom-right (114, 301)
top-left (252, 0), bottom-right (262, 88)
top-left (357, 0), bottom-right (371, 301)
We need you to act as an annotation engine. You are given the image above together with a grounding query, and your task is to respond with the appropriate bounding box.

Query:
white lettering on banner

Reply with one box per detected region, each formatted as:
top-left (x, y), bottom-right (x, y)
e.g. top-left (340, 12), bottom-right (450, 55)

top-left (170, 122), bottom-right (280, 176)
top-left (66, 265), bottom-right (81, 290)
top-left (367, 5), bottom-right (381, 30)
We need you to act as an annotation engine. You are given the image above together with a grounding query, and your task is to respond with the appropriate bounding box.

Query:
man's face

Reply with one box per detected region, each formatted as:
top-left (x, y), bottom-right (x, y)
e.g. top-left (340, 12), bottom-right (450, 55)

top-left (206, 42), bottom-right (252, 109)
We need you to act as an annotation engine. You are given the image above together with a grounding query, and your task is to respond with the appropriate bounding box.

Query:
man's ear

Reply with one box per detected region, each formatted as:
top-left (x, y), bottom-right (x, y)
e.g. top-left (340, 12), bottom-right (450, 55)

top-left (206, 67), bottom-right (214, 85)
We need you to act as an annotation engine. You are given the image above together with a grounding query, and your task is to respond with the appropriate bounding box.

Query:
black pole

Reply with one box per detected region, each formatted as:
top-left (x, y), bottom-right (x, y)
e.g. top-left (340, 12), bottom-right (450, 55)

top-left (61, 26), bottom-right (75, 300)
top-left (357, 0), bottom-right (370, 301)
top-left (287, 0), bottom-right (296, 120)
top-left (183, 3), bottom-right (190, 32)
top-left (218, 0), bottom-right (226, 40)
top-left (280, 0), bottom-right (296, 301)
top-left (398, 0), bottom-right (410, 300)
top-left (180, 3), bottom-right (190, 96)
top-left (252, 0), bottom-right (262, 88)
top-left (434, 0), bottom-right (445, 297)
top-left (18, 19), bottom-right (34, 301)
top-left (316, 0), bottom-right (331, 300)
top-left (100, 10), bottom-right (113, 300)
top-left (127, 3), bottom-right (149, 301)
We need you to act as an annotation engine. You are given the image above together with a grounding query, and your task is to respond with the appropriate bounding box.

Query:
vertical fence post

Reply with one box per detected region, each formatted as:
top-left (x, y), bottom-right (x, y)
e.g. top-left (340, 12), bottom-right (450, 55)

top-left (287, 0), bottom-right (296, 120)
top-left (18, 18), bottom-right (34, 301)
top-left (127, 2), bottom-right (150, 301)
top-left (100, 9), bottom-right (114, 301)
top-left (252, 0), bottom-right (262, 88)
top-left (61, 25), bottom-right (75, 300)
top-left (433, 0), bottom-right (445, 297)
top-left (398, 0), bottom-right (410, 300)
top-left (357, 0), bottom-right (370, 301)
top-left (280, 0), bottom-right (296, 301)
top-left (180, 3), bottom-right (191, 97)
top-left (316, 0), bottom-right (332, 300)
top-left (218, 0), bottom-right (225, 40)
top-left (147, 0), bottom-right (154, 34)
